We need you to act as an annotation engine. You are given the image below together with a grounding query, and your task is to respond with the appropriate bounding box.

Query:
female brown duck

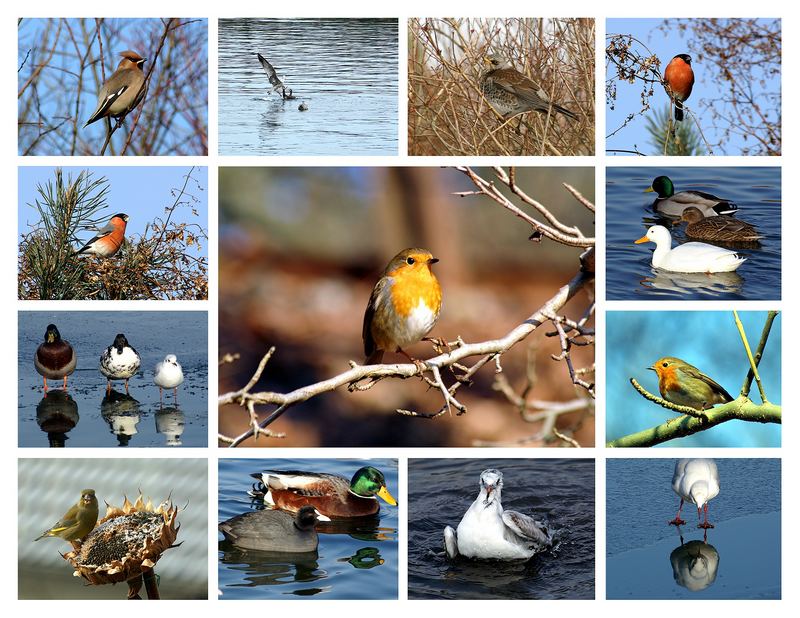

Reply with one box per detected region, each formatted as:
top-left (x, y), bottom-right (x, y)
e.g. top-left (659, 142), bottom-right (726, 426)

top-left (680, 206), bottom-right (763, 243)
top-left (250, 466), bottom-right (397, 519)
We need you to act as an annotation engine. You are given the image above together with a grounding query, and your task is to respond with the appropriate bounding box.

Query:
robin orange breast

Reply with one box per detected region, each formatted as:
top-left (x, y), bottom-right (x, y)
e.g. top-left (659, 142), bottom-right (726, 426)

top-left (663, 54), bottom-right (694, 122)
top-left (362, 248), bottom-right (442, 365)
top-left (649, 357), bottom-right (733, 410)
top-left (73, 213), bottom-right (129, 257)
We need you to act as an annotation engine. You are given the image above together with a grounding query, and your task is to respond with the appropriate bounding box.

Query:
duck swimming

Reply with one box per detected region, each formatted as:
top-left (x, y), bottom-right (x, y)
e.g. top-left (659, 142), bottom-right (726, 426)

top-left (34, 324), bottom-right (77, 392)
top-left (669, 459), bottom-right (720, 529)
top-left (680, 207), bottom-right (763, 243)
top-left (249, 466), bottom-right (397, 519)
top-left (443, 469), bottom-right (552, 561)
top-left (219, 504), bottom-right (331, 552)
top-left (634, 225), bottom-right (745, 273)
top-left (646, 176), bottom-right (737, 217)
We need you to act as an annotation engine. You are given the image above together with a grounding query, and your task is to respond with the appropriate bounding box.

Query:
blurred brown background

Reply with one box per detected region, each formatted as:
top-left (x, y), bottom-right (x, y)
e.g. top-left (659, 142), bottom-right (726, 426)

top-left (219, 167), bottom-right (594, 447)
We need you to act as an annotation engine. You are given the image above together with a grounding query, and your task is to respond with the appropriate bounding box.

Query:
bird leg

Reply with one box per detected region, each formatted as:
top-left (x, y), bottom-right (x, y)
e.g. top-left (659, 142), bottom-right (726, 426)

top-left (668, 498), bottom-right (686, 526)
top-left (698, 503), bottom-right (714, 529)
top-left (63, 376), bottom-right (68, 390)
top-left (159, 386), bottom-right (163, 404)
top-left (43, 377), bottom-right (49, 393)
top-left (124, 378), bottom-right (130, 394)
top-left (106, 380), bottom-right (112, 395)
top-left (173, 387), bottom-right (178, 403)
top-left (398, 348), bottom-right (428, 374)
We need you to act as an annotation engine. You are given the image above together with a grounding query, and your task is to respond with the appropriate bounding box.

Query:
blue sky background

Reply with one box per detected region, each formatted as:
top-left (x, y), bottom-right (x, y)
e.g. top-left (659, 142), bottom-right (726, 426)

top-left (606, 18), bottom-right (781, 156)
top-left (18, 166), bottom-right (208, 261)
top-left (606, 311), bottom-right (781, 447)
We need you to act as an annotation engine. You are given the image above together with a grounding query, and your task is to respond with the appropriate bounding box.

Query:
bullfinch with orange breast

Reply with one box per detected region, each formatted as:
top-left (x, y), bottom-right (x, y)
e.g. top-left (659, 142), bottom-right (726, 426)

top-left (73, 213), bottom-right (129, 257)
top-left (663, 54), bottom-right (694, 122)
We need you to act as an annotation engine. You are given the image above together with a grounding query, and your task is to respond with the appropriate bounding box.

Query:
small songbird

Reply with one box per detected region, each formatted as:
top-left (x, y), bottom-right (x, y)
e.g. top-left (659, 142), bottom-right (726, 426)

top-left (73, 213), bottom-right (129, 257)
top-left (362, 248), bottom-right (442, 365)
top-left (100, 333), bottom-right (141, 394)
top-left (34, 324), bottom-right (77, 392)
top-left (669, 459), bottom-right (720, 528)
top-left (481, 53), bottom-right (577, 121)
top-left (649, 357), bottom-right (733, 410)
top-left (84, 51), bottom-right (147, 128)
top-left (154, 354), bottom-right (184, 403)
top-left (34, 489), bottom-right (99, 543)
top-left (663, 54), bottom-right (695, 122)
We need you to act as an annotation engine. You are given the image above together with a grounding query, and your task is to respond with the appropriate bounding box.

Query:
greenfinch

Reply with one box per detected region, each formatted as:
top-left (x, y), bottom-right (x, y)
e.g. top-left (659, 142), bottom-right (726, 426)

top-left (34, 489), bottom-right (99, 542)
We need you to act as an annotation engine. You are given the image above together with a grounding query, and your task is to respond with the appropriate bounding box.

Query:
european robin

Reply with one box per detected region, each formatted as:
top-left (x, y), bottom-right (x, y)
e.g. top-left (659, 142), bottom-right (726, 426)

top-left (649, 357), bottom-right (733, 410)
top-left (663, 54), bottom-right (694, 122)
top-left (73, 213), bottom-right (129, 257)
top-left (362, 248), bottom-right (442, 365)
top-left (34, 489), bottom-right (99, 543)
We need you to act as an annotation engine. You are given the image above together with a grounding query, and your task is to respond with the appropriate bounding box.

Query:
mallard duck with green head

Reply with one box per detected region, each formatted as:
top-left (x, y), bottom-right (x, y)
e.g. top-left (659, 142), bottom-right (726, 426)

top-left (249, 466), bottom-right (397, 519)
top-left (34, 324), bottom-right (77, 392)
top-left (646, 176), bottom-right (738, 217)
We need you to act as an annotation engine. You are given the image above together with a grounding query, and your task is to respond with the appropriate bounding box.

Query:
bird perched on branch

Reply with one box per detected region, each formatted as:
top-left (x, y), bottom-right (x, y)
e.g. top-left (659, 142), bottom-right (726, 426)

top-left (73, 213), bottom-right (129, 257)
top-left (648, 357), bottom-right (733, 410)
top-left (34, 489), bottom-right (99, 544)
top-left (34, 323), bottom-right (77, 392)
top-left (480, 53), bottom-right (577, 121)
top-left (663, 54), bottom-right (695, 122)
top-left (100, 333), bottom-right (141, 394)
top-left (84, 51), bottom-right (147, 128)
top-left (362, 248), bottom-right (442, 365)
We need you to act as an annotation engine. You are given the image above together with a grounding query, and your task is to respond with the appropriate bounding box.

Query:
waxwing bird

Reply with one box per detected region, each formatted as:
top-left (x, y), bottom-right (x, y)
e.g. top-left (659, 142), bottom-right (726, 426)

top-left (100, 333), bottom-right (141, 394)
top-left (663, 54), bottom-right (695, 122)
top-left (481, 53), bottom-right (577, 121)
top-left (73, 213), bottom-right (129, 257)
top-left (34, 489), bottom-right (99, 543)
top-left (84, 51), bottom-right (147, 128)
top-left (34, 324), bottom-right (77, 392)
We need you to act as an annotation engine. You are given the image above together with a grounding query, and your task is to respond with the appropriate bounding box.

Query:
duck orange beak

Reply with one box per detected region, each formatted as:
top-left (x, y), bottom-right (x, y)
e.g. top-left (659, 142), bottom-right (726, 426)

top-left (644, 186), bottom-right (655, 193)
top-left (634, 234), bottom-right (650, 244)
top-left (376, 485), bottom-right (397, 506)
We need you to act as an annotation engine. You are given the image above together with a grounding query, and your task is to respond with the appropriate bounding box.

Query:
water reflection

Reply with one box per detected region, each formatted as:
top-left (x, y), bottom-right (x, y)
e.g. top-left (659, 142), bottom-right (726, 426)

top-left (100, 390), bottom-right (141, 446)
top-left (669, 534), bottom-right (719, 592)
top-left (639, 268), bottom-right (743, 296)
top-left (219, 542), bottom-right (325, 589)
top-left (36, 390), bottom-right (79, 447)
top-left (155, 406), bottom-right (185, 446)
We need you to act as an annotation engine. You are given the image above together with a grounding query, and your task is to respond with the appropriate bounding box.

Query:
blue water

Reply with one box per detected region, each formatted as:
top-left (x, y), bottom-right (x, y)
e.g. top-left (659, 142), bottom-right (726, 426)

top-left (606, 167), bottom-right (781, 300)
top-left (218, 19), bottom-right (398, 156)
top-left (408, 458), bottom-right (595, 599)
top-left (606, 458), bottom-right (781, 599)
top-left (218, 458), bottom-right (398, 600)
top-left (605, 310), bottom-right (781, 448)
top-left (18, 312), bottom-right (208, 447)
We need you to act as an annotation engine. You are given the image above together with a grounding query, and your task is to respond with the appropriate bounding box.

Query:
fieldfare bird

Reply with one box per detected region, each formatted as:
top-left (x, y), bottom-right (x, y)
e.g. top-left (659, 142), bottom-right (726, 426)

top-left (480, 53), bottom-right (577, 121)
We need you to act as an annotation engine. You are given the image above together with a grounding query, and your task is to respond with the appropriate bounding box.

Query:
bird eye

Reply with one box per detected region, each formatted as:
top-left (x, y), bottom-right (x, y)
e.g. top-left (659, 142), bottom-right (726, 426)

top-left (662, 362), bottom-right (668, 367)
top-left (406, 257), bottom-right (415, 265)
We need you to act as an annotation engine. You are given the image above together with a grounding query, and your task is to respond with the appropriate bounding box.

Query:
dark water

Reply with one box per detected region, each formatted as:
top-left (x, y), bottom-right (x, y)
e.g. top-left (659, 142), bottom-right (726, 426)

top-left (606, 167), bottom-right (781, 300)
top-left (408, 458), bottom-right (595, 599)
top-left (18, 312), bottom-right (208, 447)
top-left (606, 458), bottom-right (781, 599)
top-left (218, 458), bottom-right (398, 600)
top-left (218, 18), bottom-right (398, 156)
top-left (605, 310), bottom-right (781, 448)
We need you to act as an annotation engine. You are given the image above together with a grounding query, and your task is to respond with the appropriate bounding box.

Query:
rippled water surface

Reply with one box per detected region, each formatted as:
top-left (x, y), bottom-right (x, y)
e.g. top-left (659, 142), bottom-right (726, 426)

top-left (18, 312), bottom-right (208, 447)
top-left (219, 18), bottom-right (398, 156)
top-left (606, 167), bottom-right (781, 300)
top-left (408, 458), bottom-right (595, 599)
top-left (219, 458), bottom-right (398, 600)
top-left (607, 459), bottom-right (781, 599)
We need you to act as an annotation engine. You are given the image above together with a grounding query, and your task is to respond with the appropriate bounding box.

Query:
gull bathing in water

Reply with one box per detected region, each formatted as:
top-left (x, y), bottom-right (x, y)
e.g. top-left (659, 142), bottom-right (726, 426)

top-left (443, 469), bottom-right (552, 560)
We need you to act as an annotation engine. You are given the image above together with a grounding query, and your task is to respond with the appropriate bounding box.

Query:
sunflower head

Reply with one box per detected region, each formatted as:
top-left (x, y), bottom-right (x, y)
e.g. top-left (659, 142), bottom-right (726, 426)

top-left (63, 493), bottom-right (180, 585)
